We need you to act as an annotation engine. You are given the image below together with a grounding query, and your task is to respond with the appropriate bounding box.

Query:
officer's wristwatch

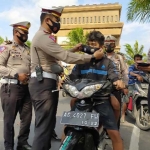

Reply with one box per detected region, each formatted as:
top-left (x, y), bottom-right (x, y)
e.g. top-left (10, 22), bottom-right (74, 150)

top-left (90, 54), bottom-right (96, 63)
top-left (14, 73), bottom-right (19, 79)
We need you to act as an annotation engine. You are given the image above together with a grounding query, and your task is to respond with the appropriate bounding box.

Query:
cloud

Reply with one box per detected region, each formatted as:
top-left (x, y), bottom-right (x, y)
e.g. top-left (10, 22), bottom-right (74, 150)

top-left (0, 0), bottom-right (79, 40)
top-left (120, 22), bottom-right (150, 53)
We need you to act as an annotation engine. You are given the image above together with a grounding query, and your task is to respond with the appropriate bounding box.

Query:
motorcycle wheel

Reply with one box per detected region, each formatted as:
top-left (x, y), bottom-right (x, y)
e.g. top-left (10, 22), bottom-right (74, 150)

top-left (62, 91), bottom-right (67, 97)
top-left (136, 105), bottom-right (150, 131)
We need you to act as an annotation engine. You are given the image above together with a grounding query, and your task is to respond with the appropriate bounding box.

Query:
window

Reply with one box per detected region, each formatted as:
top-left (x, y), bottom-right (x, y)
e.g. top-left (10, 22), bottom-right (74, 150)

top-left (103, 16), bottom-right (105, 23)
top-left (115, 15), bottom-right (118, 22)
top-left (83, 17), bottom-right (85, 23)
top-left (75, 17), bottom-right (77, 24)
top-left (63, 18), bottom-right (66, 24)
top-left (79, 17), bottom-right (81, 24)
top-left (111, 16), bottom-right (113, 22)
top-left (107, 16), bottom-right (109, 22)
top-left (98, 16), bottom-right (101, 23)
top-left (90, 17), bottom-right (92, 23)
top-left (67, 18), bottom-right (69, 24)
top-left (94, 16), bottom-right (97, 23)
top-left (71, 17), bottom-right (73, 24)
top-left (86, 17), bottom-right (88, 23)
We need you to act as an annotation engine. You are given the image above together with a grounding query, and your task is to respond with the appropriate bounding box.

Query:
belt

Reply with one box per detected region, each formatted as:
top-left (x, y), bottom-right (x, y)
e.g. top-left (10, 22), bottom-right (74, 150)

top-left (31, 71), bottom-right (57, 80)
top-left (0, 78), bottom-right (18, 84)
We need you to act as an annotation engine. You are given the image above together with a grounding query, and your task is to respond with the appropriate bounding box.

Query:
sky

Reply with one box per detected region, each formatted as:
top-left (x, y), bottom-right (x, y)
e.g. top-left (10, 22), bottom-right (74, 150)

top-left (0, 0), bottom-right (150, 54)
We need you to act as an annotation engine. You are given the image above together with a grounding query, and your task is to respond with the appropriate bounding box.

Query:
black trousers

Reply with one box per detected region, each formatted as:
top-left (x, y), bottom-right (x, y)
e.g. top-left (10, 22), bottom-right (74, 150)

top-left (29, 78), bottom-right (59, 150)
top-left (0, 84), bottom-right (32, 149)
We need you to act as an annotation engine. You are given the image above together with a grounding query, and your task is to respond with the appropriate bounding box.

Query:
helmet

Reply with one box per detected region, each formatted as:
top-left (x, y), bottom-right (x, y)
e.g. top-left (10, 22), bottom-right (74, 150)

top-left (104, 35), bottom-right (117, 53)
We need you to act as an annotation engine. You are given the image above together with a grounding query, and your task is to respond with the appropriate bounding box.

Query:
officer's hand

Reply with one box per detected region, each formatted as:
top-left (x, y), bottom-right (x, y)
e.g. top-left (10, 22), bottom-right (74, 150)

top-left (113, 80), bottom-right (126, 90)
top-left (18, 73), bottom-right (29, 82)
top-left (72, 43), bottom-right (82, 52)
top-left (136, 75), bottom-right (143, 82)
top-left (122, 88), bottom-right (129, 95)
top-left (93, 48), bottom-right (104, 60)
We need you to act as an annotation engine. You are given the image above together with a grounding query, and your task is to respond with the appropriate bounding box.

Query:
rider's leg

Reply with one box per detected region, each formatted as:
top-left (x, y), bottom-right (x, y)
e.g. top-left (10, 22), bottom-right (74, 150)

top-left (70, 98), bottom-right (78, 109)
top-left (107, 130), bottom-right (123, 150)
top-left (110, 95), bottom-right (120, 123)
top-left (94, 99), bottom-right (123, 150)
top-left (121, 103), bottom-right (127, 122)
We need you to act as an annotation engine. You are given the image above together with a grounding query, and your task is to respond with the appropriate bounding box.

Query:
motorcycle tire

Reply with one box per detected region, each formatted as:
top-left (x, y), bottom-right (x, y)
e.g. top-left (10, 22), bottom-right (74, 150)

top-left (136, 105), bottom-right (150, 131)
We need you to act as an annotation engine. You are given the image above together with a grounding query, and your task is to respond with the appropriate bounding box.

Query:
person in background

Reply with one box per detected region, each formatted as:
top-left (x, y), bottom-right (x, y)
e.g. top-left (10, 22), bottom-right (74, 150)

top-left (104, 35), bottom-right (129, 130)
top-left (121, 54), bottom-right (145, 122)
top-left (137, 51), bottom-right (150, 125)
top-left (0, 21), bottom-right (32, 150)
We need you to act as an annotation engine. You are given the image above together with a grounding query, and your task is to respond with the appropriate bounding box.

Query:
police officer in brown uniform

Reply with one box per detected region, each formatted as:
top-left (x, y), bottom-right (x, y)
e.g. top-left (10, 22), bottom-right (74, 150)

top-left (0, 22), bottom-right (32, 150)
top-left (28, 6), bottom-right (104, 150)
top-left (104, 35), bottom-right (129, 130)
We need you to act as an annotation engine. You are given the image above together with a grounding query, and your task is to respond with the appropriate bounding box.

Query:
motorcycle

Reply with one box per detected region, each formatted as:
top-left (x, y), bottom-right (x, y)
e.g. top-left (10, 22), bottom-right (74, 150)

top-left (126, 74), bottom-right (150, 130)
top-left (51, 64), bottom-right (112, 150)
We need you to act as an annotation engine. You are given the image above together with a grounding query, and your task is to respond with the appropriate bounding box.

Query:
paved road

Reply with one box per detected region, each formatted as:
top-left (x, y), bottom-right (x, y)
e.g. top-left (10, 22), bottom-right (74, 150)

top-left (0, 92), bottom-right (150, 150)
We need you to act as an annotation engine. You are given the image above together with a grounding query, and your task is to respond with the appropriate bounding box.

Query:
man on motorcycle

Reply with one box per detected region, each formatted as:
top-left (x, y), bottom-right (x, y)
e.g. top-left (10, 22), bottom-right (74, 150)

top-left (67, 30), bottom-right (125, 150)
top-left (137, 51), bottom-right (150, 125)
top-left (121, 54), bottom-right (146, 122)
top-left (104, 35), bottom-right (129, 127)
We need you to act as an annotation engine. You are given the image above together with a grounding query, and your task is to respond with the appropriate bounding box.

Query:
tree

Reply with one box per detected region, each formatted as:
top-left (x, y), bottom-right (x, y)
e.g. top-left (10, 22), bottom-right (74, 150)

top-left (63, 28), bottom-right (88, 49)
top-left (124, 41), bottom-right (147, 65)
top-left (0, 36), bottom-right (4, 44)
top-left (127, 0), bottom-right (150, 23)
top-left (25, 40), bottom-right (31, 48)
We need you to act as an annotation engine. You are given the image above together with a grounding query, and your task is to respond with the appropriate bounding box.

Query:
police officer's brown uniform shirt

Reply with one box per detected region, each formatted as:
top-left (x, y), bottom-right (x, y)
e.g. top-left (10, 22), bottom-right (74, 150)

top-left (30, 27), bottom-right (92, 73)
top-left (0, 41), bottom-right (30, 78)
top-left (107, 53), bottom-right (129, 85)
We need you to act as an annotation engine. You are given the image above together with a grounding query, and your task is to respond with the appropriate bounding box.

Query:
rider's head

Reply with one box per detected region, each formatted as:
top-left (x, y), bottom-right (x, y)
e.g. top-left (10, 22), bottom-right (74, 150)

top-left (104, 35), bottom-right (117, 53)
top-left (87, 30), bottom-right (105, 49)
top-left (134, 54), bottom-right (143, 63)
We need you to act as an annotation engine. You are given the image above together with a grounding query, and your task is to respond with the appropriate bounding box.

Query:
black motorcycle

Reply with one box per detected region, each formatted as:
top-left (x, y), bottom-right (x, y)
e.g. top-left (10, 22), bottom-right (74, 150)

top-left (51, 64), bottom-right (112, 150)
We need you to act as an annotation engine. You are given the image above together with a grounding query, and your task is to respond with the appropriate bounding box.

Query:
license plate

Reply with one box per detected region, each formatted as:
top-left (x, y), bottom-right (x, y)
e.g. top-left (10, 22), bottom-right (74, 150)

top-left (60, 111), bottom-right (99, 127)
top-left (141, 83), bottom-right (149, 89)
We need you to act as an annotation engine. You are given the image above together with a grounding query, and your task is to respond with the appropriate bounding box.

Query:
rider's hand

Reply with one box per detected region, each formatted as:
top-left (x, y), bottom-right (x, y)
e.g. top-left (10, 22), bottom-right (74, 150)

top-left (136, 75), bottom-right (143, 82)
top-left (18, 73), bottom-right (29, 82)
top-left (113, 80), bottom-right (126, 90)
top-left (93, 48), bottom-right (104, 60)
top-left (122, 88), bottom-right (129, 95)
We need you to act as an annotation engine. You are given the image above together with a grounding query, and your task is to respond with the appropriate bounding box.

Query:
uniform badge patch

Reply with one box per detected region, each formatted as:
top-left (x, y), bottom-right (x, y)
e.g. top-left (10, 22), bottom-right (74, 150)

top-left (49, 35), bottom-right (56, 43)
top-left (0, 46), bottom-right (6, 53)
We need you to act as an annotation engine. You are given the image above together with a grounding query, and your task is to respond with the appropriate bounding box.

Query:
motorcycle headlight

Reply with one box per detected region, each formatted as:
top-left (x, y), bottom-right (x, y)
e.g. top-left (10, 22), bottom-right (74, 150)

top-left (64, 84), bottom-right (79, 97)
top-left (77, 84), bottom-right (102, 99)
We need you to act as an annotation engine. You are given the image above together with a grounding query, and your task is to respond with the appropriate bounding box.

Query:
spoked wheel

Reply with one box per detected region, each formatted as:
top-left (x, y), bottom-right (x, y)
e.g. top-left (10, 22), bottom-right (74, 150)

top-left (136, 105), bottom-right (150, 131)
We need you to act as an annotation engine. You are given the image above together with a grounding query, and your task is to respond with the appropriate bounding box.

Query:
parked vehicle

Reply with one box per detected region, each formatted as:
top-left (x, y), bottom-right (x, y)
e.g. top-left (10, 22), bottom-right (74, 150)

top-left (126, 75), bottom-right (150, 131)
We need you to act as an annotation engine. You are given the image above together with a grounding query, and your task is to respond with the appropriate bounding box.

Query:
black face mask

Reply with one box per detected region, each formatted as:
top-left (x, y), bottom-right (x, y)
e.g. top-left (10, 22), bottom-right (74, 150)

top-left (47, 19), bottom-right (60, 34)
top-left (17, 32), bottom-right (28, 43)
top-left (81, 45), bottom-right (99, 54)
top-left (105, 44), bottom-right (115, 53)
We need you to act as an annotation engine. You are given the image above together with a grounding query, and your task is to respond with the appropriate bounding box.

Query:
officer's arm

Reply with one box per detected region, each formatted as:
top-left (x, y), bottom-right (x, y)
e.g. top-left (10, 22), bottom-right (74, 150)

top-left (119, 55), bottom-right (129, 85)
top-left (108, 60), bottom-right (119, 82)
top-left (0, 46), bottom-right (15, 77)
top-left (38, 36), bottom-right (92, 64)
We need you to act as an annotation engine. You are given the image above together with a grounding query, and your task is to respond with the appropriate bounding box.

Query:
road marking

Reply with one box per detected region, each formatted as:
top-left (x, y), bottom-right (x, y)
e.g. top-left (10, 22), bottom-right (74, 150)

top-left (129, 125), bottom-right (140, 150)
